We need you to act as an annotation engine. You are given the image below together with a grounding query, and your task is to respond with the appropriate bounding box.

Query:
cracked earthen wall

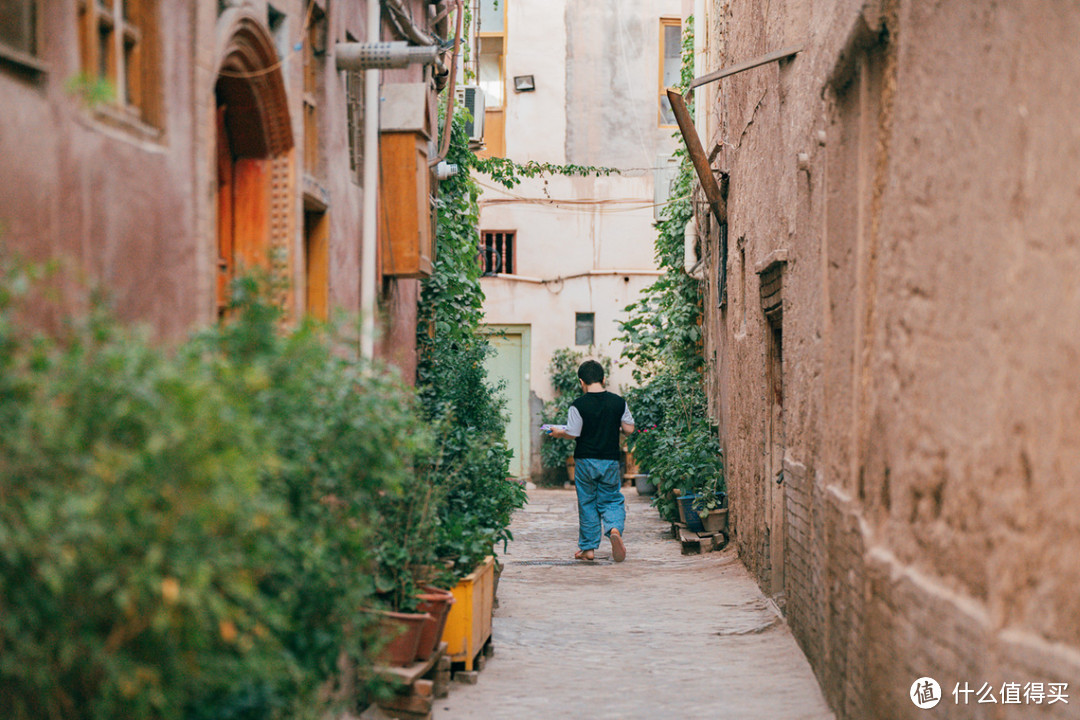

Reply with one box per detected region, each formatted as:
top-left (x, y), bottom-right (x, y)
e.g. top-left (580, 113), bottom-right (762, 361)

top-left (701, 1), bottom-right (1080, 717)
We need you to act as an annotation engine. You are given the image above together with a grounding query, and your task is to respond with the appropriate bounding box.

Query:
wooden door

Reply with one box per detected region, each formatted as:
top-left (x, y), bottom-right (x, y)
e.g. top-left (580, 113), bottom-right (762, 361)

top-left (483, 327), bottom-right (531, 479)
top-left (304, 209), bottom-right (329, 320)
top-left (216, 106), bottom-right (234, 315)
top-left (216, 103), bottom-right (273, 317)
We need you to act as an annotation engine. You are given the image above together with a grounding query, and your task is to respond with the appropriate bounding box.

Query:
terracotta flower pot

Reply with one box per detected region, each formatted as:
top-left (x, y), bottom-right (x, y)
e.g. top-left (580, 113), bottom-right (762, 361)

top-left (376, 610), bottom-right (432, 667)
top-left (701, 507), bottom-right (729, 535)
top-left (414, 586), bottom-right (455, 661)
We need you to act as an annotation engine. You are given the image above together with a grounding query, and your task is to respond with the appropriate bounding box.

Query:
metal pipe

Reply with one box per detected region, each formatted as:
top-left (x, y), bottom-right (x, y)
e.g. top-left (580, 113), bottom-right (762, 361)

top-left (684, 220), bottom-right (705, 280)
top-left (383, 0), bottom-right (438, 46)
top-left (666, 88), bottom-right (726, 224)
top-left (486, 270), bottom-right (664, 285)
top-left (693, 0), bottom-right (706, 132)
top-left (687, 45), bottom-right (802, 91)
top-left (430, 0), bottom-right (463, 167)
top-left (360, 0), bottom-right (381, 360)
top-left (335, 41), bottom-right (439, 70)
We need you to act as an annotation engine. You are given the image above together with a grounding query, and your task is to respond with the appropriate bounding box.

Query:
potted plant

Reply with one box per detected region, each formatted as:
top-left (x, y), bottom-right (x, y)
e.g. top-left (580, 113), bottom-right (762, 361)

top-left (635, 473), bottom-right (656, 496)
top-left (414, 585), bottom-right (455, 661)
top-left (692, 475), bottom-right (728, 533)
top-left (374, 610), bottom-right (433, 667)
top-left (368, 458), bottom-right (447, 668)
top-left (633, 419), bottom-right (723, 525)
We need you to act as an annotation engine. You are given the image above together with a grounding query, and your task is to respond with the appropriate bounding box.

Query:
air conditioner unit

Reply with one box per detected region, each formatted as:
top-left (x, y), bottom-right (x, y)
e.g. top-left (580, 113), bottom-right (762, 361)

top-left (455, 85), bottom-right (486, 143)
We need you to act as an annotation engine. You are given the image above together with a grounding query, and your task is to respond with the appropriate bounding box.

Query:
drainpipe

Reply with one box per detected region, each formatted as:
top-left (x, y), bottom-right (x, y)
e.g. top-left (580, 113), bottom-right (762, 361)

top-left (684, 220), bottom-right (705, 280)
top-left (689, 0), bottom-right (707, 285)
top-left (360, 1), bottom-right (381, 360)
top-left (430, 0), bottom-right (463, 168)
top-left (693, 0), bottom-right (706, 132)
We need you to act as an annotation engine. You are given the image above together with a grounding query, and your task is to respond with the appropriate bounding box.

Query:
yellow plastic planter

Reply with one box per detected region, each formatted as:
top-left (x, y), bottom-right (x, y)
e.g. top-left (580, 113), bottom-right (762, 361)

top-left (440, 555), bottom-right (494, 669)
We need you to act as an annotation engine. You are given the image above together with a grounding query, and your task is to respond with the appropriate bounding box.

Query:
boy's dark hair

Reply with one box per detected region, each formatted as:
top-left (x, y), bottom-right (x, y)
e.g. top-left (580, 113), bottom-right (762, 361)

top-left (577, 360), bottom-right (605, 386)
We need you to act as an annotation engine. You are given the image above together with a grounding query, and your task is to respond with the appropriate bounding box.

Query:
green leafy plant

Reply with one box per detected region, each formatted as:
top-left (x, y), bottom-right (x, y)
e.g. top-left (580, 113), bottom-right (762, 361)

top-left (66, 72), bottom-right (116, 108)
top-left (0, 260), bottom-right (435, 719)
top-left (693, 473), bottom-right (726, 514)
top-left (475, 157), bottom-right (618, 190)
top-left (617, 16), bottom-right (724, 523)
top-left (417, 109), bottom-right (527, 579)
top-left (0, 268), bottom-right (296, 720)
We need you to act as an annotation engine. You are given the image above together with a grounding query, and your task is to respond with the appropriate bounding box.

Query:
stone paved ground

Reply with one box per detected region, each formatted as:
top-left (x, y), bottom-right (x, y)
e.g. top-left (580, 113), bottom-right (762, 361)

top-left (436, 488), bottom-right (835, 720)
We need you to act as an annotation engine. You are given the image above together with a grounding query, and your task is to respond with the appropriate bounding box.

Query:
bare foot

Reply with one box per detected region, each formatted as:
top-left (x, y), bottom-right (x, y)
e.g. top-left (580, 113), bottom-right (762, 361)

top-left (574, 549), bottom-right (595, 561)
top-left (609, 529), bottom-right (626, 562)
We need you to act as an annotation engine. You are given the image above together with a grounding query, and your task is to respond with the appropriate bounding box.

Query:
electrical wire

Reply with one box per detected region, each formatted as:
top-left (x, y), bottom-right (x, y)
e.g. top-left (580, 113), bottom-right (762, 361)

top-left (475, 177), bottom-right (689, 214)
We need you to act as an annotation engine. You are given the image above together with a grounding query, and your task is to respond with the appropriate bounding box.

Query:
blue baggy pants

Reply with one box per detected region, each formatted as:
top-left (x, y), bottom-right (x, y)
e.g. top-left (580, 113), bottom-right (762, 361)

top-left (574, 458), bottom-right (626, 552)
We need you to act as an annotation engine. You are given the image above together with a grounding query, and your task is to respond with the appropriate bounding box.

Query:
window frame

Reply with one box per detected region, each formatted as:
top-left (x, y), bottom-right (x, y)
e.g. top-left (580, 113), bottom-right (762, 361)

top-left (0, 0), bottom-right (45, 74)
top-left (78, 0), bottom-right (160, 127)
top-left (480, 230), bottom-right (516, 275)
top-left (302, 3), bottom-right (327, 180)
top-left (475, 0), bottom-right (507, 156)
top-left (476, 0), bottom-right (507, 110)
top-left (575, 312), bottom-right (595, 347)
top-left (658, 17), bottom-right (682, 128)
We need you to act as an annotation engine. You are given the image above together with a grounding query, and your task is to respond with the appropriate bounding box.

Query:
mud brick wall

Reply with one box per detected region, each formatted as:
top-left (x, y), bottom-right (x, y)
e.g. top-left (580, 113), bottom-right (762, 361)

top-left (702, 0), bottom-right (1080, 717)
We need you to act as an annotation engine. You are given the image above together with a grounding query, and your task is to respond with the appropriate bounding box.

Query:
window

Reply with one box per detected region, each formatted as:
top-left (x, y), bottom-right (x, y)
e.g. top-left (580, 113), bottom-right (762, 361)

top-left (78, 0), bottom-right (159, 125)
top-left (302, 2), bottom-right (326, 179)
top-left (480, 230), bottom-right (515, 275)
top-left (658, 18), bottom-right (681, 126)
top-left (575, 313), bottom-right (595, 346)
top-left (304, 209), bottom-right (329, 320)
top-left (477, 36), bottom-right (504, 108)
top-left (476, 0), bottom-right (505, 156)
top-left (0, 0), bottom-right (36, 59)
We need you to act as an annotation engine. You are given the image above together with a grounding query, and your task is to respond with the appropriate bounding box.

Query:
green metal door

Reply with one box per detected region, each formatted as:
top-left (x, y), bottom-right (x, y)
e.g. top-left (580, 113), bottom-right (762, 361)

top-left (483, 326), bottom-right (530, 479)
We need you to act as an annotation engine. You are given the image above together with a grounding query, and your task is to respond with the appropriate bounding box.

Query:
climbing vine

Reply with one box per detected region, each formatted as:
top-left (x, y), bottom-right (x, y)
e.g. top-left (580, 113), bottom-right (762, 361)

top-left (475, 157), bottom-right (618, 190)
top-left (618, 16), bottom-right (724, 521)
top-left (416, 109), bottom-right (528, 577)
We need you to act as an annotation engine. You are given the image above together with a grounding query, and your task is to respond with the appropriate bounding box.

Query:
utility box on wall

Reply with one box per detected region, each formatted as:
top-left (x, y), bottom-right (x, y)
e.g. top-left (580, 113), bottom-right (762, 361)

top-left (379, 83), bottom-right (434, 278)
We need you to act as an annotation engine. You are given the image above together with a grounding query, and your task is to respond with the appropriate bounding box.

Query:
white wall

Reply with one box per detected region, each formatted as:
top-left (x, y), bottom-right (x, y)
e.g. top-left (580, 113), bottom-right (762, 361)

top-left (477, 0), bottom-right (686, 476)
top-left (479, 173), bottom-right (663, 397)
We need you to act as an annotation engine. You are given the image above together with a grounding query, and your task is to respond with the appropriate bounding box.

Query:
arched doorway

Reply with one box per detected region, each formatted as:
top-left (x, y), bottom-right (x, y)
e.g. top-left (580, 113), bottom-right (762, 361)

top-left (214, 11), bottom-right (294, 316)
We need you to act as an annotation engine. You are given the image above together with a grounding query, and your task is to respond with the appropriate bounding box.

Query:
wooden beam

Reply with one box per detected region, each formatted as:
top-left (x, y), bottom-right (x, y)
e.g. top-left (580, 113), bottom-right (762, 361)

top-left (687, 45), bottom-right (802, 91)
top-left (666, 88), bottom-right (726, 224)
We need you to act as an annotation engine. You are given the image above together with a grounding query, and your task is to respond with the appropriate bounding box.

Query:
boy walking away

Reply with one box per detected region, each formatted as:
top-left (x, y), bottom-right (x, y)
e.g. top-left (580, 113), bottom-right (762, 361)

top-left (546, 360), bottom-right (635, 562)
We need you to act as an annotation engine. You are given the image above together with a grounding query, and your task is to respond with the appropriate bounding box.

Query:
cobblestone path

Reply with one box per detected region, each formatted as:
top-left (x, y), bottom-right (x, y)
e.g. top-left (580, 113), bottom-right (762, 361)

top-left (437, 488), bottom-right (835, 720)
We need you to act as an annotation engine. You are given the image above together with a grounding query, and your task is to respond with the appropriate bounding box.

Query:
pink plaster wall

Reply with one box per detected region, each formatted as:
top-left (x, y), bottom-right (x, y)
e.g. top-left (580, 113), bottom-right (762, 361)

top-left (0, 0), bottom-right (435, 381)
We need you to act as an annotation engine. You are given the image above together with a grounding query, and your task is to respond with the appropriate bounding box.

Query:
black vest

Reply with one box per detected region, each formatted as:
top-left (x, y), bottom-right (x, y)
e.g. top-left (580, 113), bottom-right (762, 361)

top-left (572, 391), bottom-right (626, 461)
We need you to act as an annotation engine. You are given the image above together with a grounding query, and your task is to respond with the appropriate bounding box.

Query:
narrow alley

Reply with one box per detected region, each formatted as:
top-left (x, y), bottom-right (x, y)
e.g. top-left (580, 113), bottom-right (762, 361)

top-left (437, 489), bottom-right (834, 720)
top-left (4, 1), bottom-right (1080, 719)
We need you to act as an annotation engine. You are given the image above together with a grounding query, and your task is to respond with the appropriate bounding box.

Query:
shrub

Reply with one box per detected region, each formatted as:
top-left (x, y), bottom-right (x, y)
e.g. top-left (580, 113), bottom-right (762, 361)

top-left (617, 16), bottom-right (724, 523)
top-left (0, 265), bottom-right (434, 719)
top-left (417, 112), bottom-right (526, 579)
top-left (0, 272), bottom-right (296, 720)
top-left (191, 278), bottom-right (436, 694)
